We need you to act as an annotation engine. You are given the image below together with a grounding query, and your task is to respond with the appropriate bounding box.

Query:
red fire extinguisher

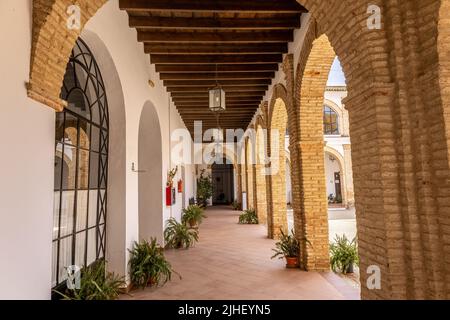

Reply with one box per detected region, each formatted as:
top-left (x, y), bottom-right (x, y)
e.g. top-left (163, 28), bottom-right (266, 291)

top-left (166, 186), bottom-right (172, 206)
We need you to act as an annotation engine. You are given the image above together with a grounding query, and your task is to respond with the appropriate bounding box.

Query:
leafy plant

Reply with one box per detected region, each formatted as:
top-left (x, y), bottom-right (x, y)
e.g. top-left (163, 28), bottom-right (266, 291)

top-left (181, 205), bottom-right (206, 227)
top-left (329, 234), bottom-right (359, 274)
top-left (128, 238), bottom-right (178, 289)
top-left (271, 229), bottom-right (301, 259)
top-left (164, 218), bottom-right (199, 249)
top-left (231, 201), bottom-right (241, 211)
top-left (167, 167), bottom-right (178, 187)
top-left (196, 170), bottom-right (213, 207)
top-left (53, 259), bottom-right (125, 300)
top-left (238, 208), bottom-right (258, 224)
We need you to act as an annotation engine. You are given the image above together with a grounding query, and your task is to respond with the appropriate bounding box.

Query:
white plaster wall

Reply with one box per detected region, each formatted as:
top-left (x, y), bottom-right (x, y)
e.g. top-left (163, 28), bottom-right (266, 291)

top-left (324, 88), bottom-right (347, 107)
top-left (0, 0), bottom-right (54, 299)
top-left (324, 137), bottom-right (349, 157)
top-left (84, 0), bottom-right (195, 274)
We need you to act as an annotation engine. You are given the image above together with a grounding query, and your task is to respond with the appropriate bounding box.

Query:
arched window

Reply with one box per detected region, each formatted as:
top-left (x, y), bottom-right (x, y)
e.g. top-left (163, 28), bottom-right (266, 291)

top-left (323, 105), bottom-right (340, 135)
top-left (52, 38), bottom-right (109, 289)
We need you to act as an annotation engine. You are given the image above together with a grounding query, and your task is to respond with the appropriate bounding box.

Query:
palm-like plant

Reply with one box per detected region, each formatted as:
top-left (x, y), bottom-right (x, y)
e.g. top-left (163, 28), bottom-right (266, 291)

top-left (231, 201), bottom-right (241, 211)
top-left (271, 229), bottom-right (300, 259)
top-left (329, 234), bottom-right (359, 274)
top-left (128, 238), bottom-right (177, 289)
top-left (238, 208), bottom-right (258, 224)
top-left (196, 170), bottom-right (213, 207)
top-left (53, 259), bottom-right (125, 300)
top-left (181, 205), bottom-right (206, 228)
top-left (164, 218), bottom-right (199, 249)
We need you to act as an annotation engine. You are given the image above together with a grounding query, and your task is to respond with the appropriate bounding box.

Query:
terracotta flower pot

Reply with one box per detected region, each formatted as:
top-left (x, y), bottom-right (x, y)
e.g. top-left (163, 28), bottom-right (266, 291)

top-left (189, 219), bottom-right (197, 228)
top-left (285, 256), bottom-right (299, 268)
top-left (346, 263), bottom-right (354, 274)
top-left (147, 277), bottom-right (157, 286)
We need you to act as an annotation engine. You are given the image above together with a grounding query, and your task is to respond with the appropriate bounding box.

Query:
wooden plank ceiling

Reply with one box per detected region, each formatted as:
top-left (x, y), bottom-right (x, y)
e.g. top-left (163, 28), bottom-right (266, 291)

top-left (119, 0), bottom-right (306, 136)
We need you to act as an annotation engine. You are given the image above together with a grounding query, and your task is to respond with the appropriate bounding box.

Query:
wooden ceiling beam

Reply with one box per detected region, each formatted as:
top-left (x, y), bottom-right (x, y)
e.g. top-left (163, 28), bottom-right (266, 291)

top-left (138, 31), bottom-right (293, 43)
top-left (119, 0), bottom-right (307, 13)
top-left (172, 97), bottom-right (263, 103)
top-left (178, 110), bottom-right (257, 114)
top-left (167, 86), bottom-right (268, 92)
top-left (160, 72), bottom-right (274, 80)
top-left (175, 102), bottom-right (259, 108)
top-left (183, 123), bottom-right (252, 127)
top-left (176, 101), bottom-right (259, 105)
top-left (150, 54), bottom-right (282, 64)
top-left (177, 105), bottom-right (258, 110)
top-left (180, 115), bottom-right (256, 118)
top-left (164, 79), bottom-right (271, 87)
top-left (179, 116), bottom-right (257, 119)
top-left (130, 16), bottom-right (301, 30)
top-left (171, 91), bottom-right (266, 98)
top-left (156, 64), bottom-right (278, 73)
top-left (144, 43), bottom-right (288, 55)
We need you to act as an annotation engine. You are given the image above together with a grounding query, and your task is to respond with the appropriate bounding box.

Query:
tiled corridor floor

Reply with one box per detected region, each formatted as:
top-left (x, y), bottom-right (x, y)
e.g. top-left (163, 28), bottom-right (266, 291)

top-left (122, 206), bottom-right (360, 300)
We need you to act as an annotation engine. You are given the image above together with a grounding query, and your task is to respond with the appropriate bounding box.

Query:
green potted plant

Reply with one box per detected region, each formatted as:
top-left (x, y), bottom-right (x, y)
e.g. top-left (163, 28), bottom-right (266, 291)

top-left (128, 238), bottom-right (178, 289)
top-left (196, 169), bottom-right (213, 207)
top-left (181, 205), bottom-right (206, 228)
top-left (330, 234), bottom-right (359, 274)
top-left (231, 201), bottom-right (241, 211)
top-left (164, 218), bottom-right (199, 249)
top-left (167, 167), bottom-right (178, 188)
top-left (238, 208), bottom-right (258, 224)
top-left (53, 259), bottom-right (125, 300)
top-left (271, 229), bottom-right (302, 268)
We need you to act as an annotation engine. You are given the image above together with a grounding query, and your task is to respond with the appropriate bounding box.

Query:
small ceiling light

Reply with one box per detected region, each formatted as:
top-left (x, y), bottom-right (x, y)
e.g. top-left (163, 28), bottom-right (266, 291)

top-left (209, 64), bottom-right (226, 113)
top-left (209, 86), bottom-right (226, 113)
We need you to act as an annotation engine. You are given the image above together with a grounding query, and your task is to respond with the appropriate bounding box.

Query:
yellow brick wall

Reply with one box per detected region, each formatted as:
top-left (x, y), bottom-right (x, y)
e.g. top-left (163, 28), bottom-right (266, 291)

top-left (29, 0), bottom-right (450, 300)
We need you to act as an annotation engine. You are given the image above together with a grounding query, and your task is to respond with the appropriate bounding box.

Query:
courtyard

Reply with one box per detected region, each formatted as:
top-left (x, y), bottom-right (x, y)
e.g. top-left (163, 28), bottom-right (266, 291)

top-left (1, 0), bottom-right (449, 302)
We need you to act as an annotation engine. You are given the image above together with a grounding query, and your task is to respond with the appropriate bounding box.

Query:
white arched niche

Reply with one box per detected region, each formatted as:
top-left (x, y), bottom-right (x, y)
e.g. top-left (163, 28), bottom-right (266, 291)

top-left (138, 101), bottom-right (164, 244)
top-left (80, 29), bottom-right (127, 278)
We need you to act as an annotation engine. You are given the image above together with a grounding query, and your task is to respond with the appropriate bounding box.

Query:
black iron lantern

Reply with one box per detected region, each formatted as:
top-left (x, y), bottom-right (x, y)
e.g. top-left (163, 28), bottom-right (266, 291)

top-left (209, 86), bottom-right (226, 113)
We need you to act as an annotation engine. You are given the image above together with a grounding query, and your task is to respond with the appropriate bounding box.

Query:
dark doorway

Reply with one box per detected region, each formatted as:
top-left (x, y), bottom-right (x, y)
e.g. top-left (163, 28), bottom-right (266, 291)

top-left (211, 163), bottom-right (234, 205)
top-left (334, 172), bottom-right (342, 203)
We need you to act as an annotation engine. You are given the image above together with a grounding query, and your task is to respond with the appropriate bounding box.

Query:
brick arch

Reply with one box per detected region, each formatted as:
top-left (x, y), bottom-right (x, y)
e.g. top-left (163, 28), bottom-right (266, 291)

top-left (266, 88), bottom-right (290, 239)
top-left (252, 107), bottom-right (270, 225)
top-left (289, 29), bottom-right (336, 274)
top-left (294, 1), bottom-right (450, 300)
top-left (28, 0), bottom-right (450, 300)
top-left (438, 0), bottom-right (450, 164)
top-left (267, 84), bottom-right (291, 130)
top-left (28, 0), bottom-right (108, 111)
top-left (244, 129), bottom-right (257, 211)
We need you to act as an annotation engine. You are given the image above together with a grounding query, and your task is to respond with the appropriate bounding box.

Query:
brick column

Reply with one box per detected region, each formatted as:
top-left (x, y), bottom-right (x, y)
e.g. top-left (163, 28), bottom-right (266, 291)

top-left (255, 162), bottom-right (268, 225)
top-left (296, 140), bottom-right (329, 271)
top-left (294, 33), bottom-right (334, 271)
top-left (267, 93), bottom-right (289, 239)
top-left (236, 164), bottom-right (243, 206)
top-left (245, 138), bottom-right (254, 210)
top-left (342, 144), bottom-right (355, 208)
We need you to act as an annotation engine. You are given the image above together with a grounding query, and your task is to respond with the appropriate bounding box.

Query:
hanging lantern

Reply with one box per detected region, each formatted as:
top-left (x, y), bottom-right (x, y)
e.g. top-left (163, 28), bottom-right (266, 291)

top-left (209, 86), bottom-right (226, 112)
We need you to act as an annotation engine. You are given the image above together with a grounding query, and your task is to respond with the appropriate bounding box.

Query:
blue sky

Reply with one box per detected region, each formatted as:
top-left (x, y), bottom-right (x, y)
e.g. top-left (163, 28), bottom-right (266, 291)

top-left (327, 57), bottom-right (346, 86)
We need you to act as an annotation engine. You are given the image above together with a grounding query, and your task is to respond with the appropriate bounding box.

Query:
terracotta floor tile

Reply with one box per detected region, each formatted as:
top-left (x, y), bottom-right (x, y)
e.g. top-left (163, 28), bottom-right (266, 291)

top-left (121, 206), bottom-right (360, 300)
